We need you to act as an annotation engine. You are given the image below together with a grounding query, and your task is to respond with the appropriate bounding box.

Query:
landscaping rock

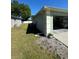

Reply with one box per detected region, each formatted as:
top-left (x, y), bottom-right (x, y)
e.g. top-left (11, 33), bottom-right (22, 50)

top-left (35, 36), bottom-right (68, 59)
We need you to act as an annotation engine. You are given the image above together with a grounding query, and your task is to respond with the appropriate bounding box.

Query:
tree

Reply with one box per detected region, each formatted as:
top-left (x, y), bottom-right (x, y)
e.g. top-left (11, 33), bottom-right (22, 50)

top-left (11, 0), bottom-right (31, 20)
top-left (19, 4), bottom-right (31, 20)
top-left (11, 0), bottom-right (20, 16)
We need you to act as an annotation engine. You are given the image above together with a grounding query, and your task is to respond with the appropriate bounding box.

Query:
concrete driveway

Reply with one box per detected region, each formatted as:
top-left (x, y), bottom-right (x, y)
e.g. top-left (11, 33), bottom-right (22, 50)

top-left (53, 29), bottom-right (68, 46)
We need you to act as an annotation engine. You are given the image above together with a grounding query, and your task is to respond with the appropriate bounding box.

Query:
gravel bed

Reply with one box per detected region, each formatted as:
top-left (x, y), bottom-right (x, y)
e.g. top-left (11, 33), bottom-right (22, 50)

top-left (35, 36), bottom-right (68, 59)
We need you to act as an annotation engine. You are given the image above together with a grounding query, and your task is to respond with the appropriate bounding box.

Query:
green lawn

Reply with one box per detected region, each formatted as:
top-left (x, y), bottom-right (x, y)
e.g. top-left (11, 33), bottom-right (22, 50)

top-left (11, 24), bottom-right (56, 59)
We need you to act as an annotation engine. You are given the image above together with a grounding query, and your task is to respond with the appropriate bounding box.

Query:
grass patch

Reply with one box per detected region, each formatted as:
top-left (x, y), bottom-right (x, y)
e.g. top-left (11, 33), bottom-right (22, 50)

top-left (11, 24), bottom-right (56, 59)
top-left (19, 24), bottom-right (28, 30)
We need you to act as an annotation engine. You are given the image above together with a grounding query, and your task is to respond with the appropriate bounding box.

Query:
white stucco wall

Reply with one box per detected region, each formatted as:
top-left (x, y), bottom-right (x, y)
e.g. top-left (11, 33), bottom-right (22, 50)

top-left (46, 16), bottom-right (53, 35)
top-left (33, 10), bottom-right (67, 36)
top-left (22, 21), bottom-right (32, 24)
top-left (33, 14), bottom-right (46, 35)
top-left (15, 19), bottom-right (22, 27)
top-left (33, 14), bottom-right (54, 36)
top-left (11, 19), bottom-right (15, 28)
top-left (11, 19), bottom-right (22, 28)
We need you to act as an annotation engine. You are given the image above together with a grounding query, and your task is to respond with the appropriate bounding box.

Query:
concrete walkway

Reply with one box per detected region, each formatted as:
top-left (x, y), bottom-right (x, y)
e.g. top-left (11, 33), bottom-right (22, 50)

top-left (53, 29), bottom-right (68, 46)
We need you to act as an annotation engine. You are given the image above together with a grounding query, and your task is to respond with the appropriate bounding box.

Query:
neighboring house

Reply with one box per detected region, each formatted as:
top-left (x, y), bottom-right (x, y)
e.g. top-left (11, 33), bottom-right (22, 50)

top-left (22, 17), bottom-right (32, 24)
top-left (33, 6), bottom-right (68, 36)
top-left (22, 20), bottom-right (32, 24)
top-left (11, 16), bottom-right (23, 27)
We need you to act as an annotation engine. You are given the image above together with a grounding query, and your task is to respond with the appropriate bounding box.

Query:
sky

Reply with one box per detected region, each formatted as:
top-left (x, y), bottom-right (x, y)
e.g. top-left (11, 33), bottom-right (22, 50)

top-left (18, 0), bottom-right (68, 15)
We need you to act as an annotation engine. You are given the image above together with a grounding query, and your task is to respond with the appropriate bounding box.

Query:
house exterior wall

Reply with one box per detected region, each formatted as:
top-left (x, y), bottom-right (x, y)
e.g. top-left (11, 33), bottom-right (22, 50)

top-left (50, 12), bottom-right (67, 16)
top-left (46, 16), bottom-right (53, 35)
top-left (11, 19), bottom-right (15, 28)
top-left (33, 11), bottom-right (54, 36)
top-left (11, 18), bottom-right (22, 28)
top-left (15, 19), bottom-right (22, 27)
top-left (33, 7), bottom-right (68, 36)
top-left (22, 21), bottom-right (32, 24)
top-left (46, 11), bottom-right (68, 30)
top-left (33, 14), bottom-right (47, 35)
